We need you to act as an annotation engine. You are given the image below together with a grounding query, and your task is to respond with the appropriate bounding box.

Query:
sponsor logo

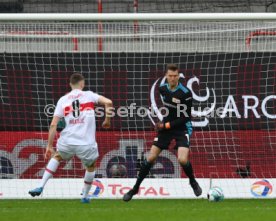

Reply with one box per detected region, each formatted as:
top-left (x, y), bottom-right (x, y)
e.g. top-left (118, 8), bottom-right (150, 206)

top-left (108, 184), bottom-right (170, 196)
top-left (251, 179), bottom-right (273, 197)
top-left (150, 74), bottom-right (276, 128)
top-left (172, 97), bottom-right (180, 104)
top-left (88, 180), bottom-right (104, 198)
top-left (99, 139), bottom-right (180, 178)
top-left (0, 136), bottom-right (180, 179)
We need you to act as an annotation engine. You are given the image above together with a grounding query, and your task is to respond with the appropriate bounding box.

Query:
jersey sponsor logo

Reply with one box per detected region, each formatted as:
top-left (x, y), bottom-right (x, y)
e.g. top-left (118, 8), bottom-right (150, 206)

top-left (172, 97), bottom-right (180, 104)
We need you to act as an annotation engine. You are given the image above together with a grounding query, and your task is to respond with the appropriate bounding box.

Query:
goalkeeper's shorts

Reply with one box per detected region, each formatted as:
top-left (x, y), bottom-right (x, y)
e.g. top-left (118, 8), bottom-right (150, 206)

top-left (57, 143), bottom-right (99, 167)
top-left (153, 129), bottom-right (191, 150)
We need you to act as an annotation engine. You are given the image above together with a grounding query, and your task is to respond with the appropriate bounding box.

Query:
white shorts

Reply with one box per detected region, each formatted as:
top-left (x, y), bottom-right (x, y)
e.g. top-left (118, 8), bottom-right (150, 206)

top-left (57, 143), bottom-right (99, 167)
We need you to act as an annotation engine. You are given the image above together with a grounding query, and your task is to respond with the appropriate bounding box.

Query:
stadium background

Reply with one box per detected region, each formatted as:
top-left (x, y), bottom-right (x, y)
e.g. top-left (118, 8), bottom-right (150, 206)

top-left (0, 0), bottom-right (275, 192)
top-left (2, 0), bottom-right (276, 13)
top-left (0, 2), bottom-right (276, 221)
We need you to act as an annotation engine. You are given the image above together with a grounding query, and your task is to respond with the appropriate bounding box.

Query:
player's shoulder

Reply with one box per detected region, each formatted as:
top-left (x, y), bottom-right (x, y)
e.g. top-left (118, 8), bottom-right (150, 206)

top-left (85, 90), bottom-right (100, 97)
top-left (178, 82), bottom-right (192, 95)
top-left (83, 90), bottom-right (93, 96)
top-left (159, 83), bottom-right (169, 96)
top-left (85, 90), bottom-right (101, 103)
top-left (57, 94), bottom-right (67, 104)
top-left (159, 83), bottom-right (168, 91)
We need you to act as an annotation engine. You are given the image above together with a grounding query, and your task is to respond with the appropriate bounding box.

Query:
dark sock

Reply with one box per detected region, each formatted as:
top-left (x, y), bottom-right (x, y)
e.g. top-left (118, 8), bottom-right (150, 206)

top-left (133, 160), bottom-right (153, 190)
top-left (182, 161), bottom-right (195, 182)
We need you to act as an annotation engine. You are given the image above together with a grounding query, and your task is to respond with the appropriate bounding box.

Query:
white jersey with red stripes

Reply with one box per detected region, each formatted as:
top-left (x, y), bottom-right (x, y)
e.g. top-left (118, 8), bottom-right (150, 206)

top-left (53, 89), bottom-right (100, 146)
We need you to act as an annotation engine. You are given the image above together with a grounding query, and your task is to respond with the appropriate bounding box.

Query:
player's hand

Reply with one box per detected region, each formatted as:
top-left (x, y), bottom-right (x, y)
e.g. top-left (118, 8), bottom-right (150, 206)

top-left (102, 119), bottom-right (111, 129)
top-left (155, 122), bottom-right (164, 132)
top-left (45, 146), bottom-right (54, 160)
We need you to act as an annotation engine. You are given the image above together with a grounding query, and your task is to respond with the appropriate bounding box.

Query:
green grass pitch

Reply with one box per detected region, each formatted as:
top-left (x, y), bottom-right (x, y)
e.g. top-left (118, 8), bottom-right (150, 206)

top-left (0, 199), bottom-right (275, 221)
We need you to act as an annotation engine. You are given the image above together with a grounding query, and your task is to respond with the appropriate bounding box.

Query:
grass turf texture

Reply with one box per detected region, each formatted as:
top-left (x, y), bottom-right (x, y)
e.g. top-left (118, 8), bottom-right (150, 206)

top-left (0, 199), bottom-right (275, 221)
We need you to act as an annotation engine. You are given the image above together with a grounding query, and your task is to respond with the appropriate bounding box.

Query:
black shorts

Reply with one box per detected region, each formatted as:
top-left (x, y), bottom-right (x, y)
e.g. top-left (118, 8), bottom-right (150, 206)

top-left (153, 129), bottom-right (192, 150)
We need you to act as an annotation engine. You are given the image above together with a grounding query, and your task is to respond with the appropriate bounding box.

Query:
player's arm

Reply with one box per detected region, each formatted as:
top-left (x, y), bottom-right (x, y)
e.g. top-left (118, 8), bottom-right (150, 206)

top-left (156, 114), bottom-right (189, 131)
top-left (45, 116), bottom-right (60, 160)
top-left (154, 85), bottom-right (166, 131)
top-left (157, 93), bottom-right (192, 131)
top-left (164, 115), bottom-right (188, 129)
top-left (167, 96), bottom-right (192, 129)
top-left (98, 95), bottom-right (113, 129)
top-left (45, 99), bottom-right (63, 160)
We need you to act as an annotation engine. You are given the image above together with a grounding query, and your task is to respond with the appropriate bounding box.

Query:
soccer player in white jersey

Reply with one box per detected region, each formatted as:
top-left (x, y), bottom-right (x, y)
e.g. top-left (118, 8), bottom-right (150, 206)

top-left (29, 73), bottom-right (113, 203)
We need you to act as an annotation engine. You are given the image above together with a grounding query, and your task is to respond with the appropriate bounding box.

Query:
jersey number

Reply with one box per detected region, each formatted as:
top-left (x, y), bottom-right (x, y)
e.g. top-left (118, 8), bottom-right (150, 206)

top-left (72, 99), bottom-right (80, 118)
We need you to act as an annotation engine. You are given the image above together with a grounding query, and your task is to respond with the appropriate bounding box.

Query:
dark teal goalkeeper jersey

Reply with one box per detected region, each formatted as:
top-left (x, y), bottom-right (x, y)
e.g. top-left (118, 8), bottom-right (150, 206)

top-left (159, 82), bottom-right (193, 131)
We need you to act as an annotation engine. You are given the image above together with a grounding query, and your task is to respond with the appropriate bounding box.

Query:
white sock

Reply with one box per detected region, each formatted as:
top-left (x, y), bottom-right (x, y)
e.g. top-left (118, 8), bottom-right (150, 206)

top-left (39, 158), bottom-right (60, 188)
top-left (83, 171), bottom-right (95, 198)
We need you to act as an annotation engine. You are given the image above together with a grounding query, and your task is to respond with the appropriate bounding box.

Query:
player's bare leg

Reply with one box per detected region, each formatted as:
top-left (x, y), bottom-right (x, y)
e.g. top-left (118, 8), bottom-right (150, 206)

top-left (81, 162), bottom-right (96, 203)
top-left (178, 147), bottom-right (202, 196)
top-left (28, 151), bottom-right (62, 197)
top-left (123, 145), bottom-right (162, 202)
